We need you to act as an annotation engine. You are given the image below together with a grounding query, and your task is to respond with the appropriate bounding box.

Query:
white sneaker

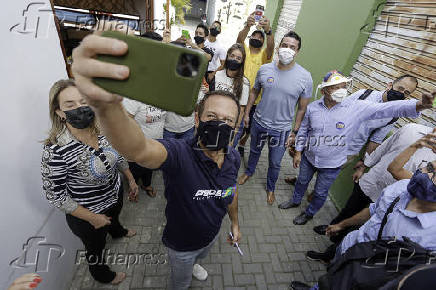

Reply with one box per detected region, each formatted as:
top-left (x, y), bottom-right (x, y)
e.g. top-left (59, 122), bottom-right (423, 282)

top-left (192, 263), bottom-right (208, 281)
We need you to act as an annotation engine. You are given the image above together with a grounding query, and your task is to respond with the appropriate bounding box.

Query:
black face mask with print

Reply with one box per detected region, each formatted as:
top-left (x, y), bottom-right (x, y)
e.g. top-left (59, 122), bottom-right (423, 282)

top-left (386, 89), bottom-right (405, 101)
top-left (64, 106), bottom-right (95, 129)
top-left (196, 120), bottom-right (235, 151)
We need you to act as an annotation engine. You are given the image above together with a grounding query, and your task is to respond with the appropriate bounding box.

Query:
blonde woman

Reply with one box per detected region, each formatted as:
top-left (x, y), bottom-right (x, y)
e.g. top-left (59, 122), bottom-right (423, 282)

top-left (41, 79), bottom-right (138, 284)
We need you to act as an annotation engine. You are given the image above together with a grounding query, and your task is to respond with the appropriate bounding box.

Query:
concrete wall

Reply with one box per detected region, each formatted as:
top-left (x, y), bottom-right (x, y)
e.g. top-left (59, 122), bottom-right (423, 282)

top-left (0, 1), bottom-right (81, 289)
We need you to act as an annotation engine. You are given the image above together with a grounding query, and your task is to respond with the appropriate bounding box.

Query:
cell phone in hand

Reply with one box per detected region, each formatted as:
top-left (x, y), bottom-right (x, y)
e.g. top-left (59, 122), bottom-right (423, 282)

top-left (182, 29), bottom-right (191, 39)
top-left (254, 5), bottom-right (264, 22)
top-left (93, 31), bottom-right (208, 116)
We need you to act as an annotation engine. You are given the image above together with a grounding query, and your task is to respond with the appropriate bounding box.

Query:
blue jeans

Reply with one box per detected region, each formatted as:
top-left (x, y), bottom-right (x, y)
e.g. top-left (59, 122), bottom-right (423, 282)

top-left (232, 120), bottom-right (245, 148)
top-left (245, 118), bottom-right (290, 192)
top-left (167, 235), bottom-right (218, 290)
top-left (292, 153), bottom-right (341, 216)
top-left (163, 127), bottom-right (195, 141)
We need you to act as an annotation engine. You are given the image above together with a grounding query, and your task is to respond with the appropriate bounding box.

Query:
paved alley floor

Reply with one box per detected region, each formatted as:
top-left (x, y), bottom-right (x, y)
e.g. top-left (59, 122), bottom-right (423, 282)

top-left (69, 145), bottom-right (338, 290)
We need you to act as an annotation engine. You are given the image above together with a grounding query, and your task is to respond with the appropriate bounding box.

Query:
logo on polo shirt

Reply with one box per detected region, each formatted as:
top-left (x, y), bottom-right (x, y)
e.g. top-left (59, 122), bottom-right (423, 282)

top-left (193, 185), bottom-right (236, 200)
top-left (336, 122), bottom-right (345, 130)
top-left (267, 77), bottom-right (274, 84)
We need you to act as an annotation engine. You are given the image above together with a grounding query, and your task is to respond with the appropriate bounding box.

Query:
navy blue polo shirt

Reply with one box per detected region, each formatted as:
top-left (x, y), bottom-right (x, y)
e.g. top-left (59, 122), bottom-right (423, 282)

top-left (157, 137), bottom-right (241, 251)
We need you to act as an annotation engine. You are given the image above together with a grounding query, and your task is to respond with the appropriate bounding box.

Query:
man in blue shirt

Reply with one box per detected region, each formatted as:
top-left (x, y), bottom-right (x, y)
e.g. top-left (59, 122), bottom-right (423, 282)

top-left (69, 33), bottom-right (243, 288)
top-left (290, 159), bottom-right (436, 289)
top-left (278, 70), bottom-right (433, 225)
top-left (238, 31), bottom-right (313, 205)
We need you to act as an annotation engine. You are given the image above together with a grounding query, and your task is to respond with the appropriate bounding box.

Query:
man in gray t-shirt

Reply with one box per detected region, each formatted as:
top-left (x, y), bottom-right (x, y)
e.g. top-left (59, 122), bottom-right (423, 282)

top-left (238, 31), bottom-right (313, 205)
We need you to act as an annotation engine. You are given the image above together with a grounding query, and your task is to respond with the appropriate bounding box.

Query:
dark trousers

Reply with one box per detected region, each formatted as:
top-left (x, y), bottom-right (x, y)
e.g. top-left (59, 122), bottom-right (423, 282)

top-left (207, 71), bottom-right (216, 91)
top-left (66, 190), bottom-right (127, 283)
top-left (329, 182), bottom-right (372, 244)
top-left (129, 161), bottom-right (153, 187)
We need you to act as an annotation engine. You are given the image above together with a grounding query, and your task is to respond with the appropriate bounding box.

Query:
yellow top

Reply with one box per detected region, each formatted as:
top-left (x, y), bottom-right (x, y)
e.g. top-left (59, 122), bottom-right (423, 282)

top-left (243, 44), bottom-right (272, 105)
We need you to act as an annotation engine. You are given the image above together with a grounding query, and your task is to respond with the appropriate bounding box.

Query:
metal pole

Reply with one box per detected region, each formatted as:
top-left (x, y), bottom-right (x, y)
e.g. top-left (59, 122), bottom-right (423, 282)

top-left (166, 0), bottom-right (170, 28)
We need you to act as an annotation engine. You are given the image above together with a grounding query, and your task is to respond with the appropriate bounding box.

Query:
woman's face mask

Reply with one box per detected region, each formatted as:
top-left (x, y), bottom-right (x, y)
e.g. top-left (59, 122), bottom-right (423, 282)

top-left (407, 163), bottom-right (436, 202)
top-left (63, 106), bottom-right (95, 129)
top-left (225, 59), bottom-right (242, 71)
top-left (196, 120), bottom-right (235, 151)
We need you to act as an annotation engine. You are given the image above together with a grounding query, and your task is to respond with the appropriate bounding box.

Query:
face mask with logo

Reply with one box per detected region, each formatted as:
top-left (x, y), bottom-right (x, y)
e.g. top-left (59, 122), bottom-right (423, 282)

top-left (249, 38), bottom-right (263, 48)
top-left (210, 27), bottom-right (220, 37)
top-left (407, 168), bottom-right (436, 202)
top-left (386, 89), bottom-right (405, 101)
top-left (278, 48), bottom-right (295, 65)
top-left (196, 120), bottom-right (235, 151)
top-left (225, 59), bottom-right (242, 71)
top-left (330, 88), bottom-right (348, 103)
top-left (64, 106), bottom-right (95, 129)
top-left (194, 36), bottom-right (205, 45)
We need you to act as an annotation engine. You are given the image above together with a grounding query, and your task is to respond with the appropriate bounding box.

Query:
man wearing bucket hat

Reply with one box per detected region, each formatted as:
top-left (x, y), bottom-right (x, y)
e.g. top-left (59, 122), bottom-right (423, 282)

top-left (277, 70), bottom-right (434, 225)
top-left (284, 74), bottom-right (419, 187)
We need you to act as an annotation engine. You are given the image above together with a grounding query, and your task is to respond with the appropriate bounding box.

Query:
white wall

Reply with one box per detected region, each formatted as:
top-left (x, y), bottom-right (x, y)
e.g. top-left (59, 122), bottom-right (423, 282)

top-left (0, 1), bottom-right (81, 289)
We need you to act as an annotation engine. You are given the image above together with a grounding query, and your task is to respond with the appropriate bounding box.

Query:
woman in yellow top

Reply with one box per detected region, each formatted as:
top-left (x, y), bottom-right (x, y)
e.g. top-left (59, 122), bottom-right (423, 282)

top-left (236, 12), bottom-right (275, 159)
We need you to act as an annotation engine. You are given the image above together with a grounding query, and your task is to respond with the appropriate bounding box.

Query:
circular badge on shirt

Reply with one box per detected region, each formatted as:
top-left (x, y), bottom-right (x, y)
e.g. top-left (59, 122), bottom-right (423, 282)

top-left (336, 122), bottom-right (345, 130)
top-left (267, 77), bottom-right (274, 84)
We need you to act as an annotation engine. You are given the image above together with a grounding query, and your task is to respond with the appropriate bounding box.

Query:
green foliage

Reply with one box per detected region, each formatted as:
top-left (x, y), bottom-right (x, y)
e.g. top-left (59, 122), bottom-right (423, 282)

top-left (164, 0), bottom-right (192, 25)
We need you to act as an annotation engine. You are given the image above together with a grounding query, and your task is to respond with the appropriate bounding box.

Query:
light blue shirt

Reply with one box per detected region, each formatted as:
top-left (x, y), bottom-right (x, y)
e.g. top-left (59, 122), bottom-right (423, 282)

top-left (346, 89), bottom-right (395, 155)
top-left (253, 62), bottom-right (313, 131)
top-left (340, 179), bottom-right (436, 255)
top-left (295, 97), bottom-right (419, 168)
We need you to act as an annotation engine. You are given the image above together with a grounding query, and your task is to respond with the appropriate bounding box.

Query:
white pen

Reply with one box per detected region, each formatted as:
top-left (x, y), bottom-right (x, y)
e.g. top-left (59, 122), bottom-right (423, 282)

top-left (229, 231), bottom-right (243, 256)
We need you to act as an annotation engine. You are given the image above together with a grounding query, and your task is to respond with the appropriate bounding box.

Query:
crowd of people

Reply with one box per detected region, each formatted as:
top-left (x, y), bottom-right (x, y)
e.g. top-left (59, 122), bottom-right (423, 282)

top-left (34, 12), bottom-right (436, 290)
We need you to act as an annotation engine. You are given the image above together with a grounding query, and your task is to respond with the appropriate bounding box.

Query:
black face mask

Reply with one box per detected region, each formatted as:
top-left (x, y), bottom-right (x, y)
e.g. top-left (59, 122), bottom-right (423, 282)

top-left (196, 120), bottom-right (235, 151)
top-left (225, 59), bottom-right (242, 71)
top-left (386, 89), bottom-right (405, 101)
top-left (194, 36), bottom-right (205, 45)
top-left (64, 106), bottom-right (95, 129)
top-left (249, 38), bottom-right (263, 48)
top-left (210, 27), bottom-right (220, 37)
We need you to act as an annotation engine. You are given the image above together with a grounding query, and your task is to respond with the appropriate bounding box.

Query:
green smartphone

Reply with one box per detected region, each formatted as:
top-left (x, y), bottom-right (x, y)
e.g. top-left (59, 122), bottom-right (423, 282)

top-left (182, 29), bottom-right (191, 39)
top-left (93, 31), bottom-right (208, 116)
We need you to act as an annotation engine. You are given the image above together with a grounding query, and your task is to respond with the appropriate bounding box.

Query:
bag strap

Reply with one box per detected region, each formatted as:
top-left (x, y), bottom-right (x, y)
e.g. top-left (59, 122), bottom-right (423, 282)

top-left (358, 89), bottom-right (373, 100)
top-left (377, 196), bottom-right (401, 241)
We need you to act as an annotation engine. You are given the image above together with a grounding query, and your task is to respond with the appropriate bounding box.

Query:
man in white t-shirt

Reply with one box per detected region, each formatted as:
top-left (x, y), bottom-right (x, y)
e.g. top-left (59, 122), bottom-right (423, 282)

top-left (122, 97), bottom-right (166, 197)
top-left (204, 21), bottom-right (227, 90)
top-left (163, 90), bottom-right (206, 141)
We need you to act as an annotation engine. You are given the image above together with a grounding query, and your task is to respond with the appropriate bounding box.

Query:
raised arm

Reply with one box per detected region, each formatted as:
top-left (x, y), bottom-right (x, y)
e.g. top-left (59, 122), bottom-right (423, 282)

top-left (260, 16), bottom-right (275, 60)
top-left (71, 31), bottom-right (168, 169)
top-left (388, 132), bottom-right (436, 180)
top-left (357, 91), bottom-right (434, 122)
top-left (237, 13), bottom-right (255, 44)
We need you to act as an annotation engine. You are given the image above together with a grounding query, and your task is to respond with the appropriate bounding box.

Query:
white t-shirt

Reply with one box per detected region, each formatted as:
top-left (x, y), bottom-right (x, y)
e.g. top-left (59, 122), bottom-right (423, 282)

top-left (122, 98), bottom-right (166, 139)
top-left (214, 70), bottom-right (250, 106)
top-left (164, 90), bottom-right (205, 133)
top-left (204, 39), bottom-right (226, 72)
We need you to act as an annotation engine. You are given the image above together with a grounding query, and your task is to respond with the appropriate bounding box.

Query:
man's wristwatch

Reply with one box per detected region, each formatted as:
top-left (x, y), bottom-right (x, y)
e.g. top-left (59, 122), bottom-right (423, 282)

top-left (265, 29), bottom-right (272, 35)
top-left (292, 129), bottom-right (298, 135)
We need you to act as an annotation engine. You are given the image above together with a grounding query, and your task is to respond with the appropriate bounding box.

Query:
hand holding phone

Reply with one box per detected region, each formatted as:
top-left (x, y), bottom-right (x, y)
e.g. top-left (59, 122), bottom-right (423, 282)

top-left (93, 31), bottom-right (208, 116)
top-left (182, 30), bottom-right (191, 39)
top-left (254, 5), bottom-right (264, 22)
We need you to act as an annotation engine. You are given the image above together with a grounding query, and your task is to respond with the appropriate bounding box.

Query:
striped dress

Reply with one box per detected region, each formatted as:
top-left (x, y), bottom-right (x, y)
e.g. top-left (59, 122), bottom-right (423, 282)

top-left (41, 130), bottom-right (129, 214)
